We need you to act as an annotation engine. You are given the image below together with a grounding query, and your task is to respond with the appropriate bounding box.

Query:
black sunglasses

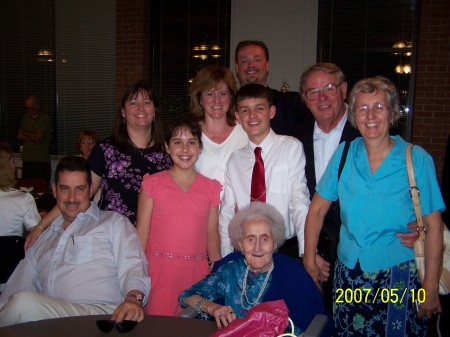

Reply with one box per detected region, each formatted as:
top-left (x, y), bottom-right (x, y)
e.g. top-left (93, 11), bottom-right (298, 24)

top-left (96, 320), bottom-right (137, 333)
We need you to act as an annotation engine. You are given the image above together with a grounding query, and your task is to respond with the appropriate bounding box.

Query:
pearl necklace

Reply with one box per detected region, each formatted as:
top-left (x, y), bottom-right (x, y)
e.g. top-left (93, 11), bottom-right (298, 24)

top-left (240, 262), bottom-right (274, 310)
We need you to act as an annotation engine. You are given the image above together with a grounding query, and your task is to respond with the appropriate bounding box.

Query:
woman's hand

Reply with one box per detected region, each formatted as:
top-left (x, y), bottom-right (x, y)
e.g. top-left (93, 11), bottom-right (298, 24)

top-left (25, 225), bottom-right (46, 249)
top-left (417, 286), bottom-right (441, 319)
top-left (207, 303), bottom-right (237, 329)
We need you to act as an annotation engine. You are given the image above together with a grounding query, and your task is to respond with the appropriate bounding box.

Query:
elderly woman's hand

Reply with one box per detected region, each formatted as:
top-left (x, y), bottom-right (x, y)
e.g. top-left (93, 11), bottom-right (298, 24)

top-left (206, 303), bottom-right (237, 329)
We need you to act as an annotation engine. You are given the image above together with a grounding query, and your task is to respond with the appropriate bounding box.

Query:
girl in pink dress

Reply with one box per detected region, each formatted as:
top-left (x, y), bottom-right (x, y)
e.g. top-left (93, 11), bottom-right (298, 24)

top-left (136, 118), bottom-right (222, 316)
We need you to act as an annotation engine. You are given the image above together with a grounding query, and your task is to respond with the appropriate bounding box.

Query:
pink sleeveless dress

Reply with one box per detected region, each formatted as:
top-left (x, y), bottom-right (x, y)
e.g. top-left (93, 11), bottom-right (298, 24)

top-left (141, 170), bottom-right (221, 316)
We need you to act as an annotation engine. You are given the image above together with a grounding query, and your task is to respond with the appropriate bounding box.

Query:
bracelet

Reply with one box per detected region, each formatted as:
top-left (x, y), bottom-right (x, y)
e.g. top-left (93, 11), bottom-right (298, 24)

top-left (194, 298), bottom-right (208, 314)
top-left (36, 225), bottom-right (46, 231)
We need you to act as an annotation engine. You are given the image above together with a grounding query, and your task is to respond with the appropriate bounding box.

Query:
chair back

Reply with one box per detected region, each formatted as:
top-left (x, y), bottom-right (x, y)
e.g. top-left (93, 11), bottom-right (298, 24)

top-left (17, 178), bottom-right (48, 193)
top-left (0, 236), bottom-right (25, 283)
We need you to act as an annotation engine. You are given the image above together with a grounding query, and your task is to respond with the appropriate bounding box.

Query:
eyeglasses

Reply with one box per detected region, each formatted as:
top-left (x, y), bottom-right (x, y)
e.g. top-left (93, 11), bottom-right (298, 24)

top-left (81, 140), bottom-right (95, 145)
top-left (355, 103), bottom-right (390, 117)
top-left (303, 82), bottom-right (344, 101)
top-left (96, 320), bottom-right (137, 333)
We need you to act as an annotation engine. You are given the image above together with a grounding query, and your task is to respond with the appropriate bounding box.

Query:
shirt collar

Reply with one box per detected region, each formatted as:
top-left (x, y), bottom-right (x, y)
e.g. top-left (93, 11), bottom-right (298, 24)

top-left (313, 106), bottom-right (348, 138)
top-left (248, 129), bottom-right (275, 153)
top-left (50, 202), bottom-right (100, 232)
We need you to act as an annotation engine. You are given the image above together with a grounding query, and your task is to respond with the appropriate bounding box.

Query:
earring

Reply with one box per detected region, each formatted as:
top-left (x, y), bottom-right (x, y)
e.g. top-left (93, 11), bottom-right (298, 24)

top-left (122, 117), bottom-right (126, 124)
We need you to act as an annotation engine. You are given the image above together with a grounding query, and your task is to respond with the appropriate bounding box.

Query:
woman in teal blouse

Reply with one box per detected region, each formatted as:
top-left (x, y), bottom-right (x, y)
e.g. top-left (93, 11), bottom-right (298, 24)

top-left (304, 76), bottom-right (445, 336)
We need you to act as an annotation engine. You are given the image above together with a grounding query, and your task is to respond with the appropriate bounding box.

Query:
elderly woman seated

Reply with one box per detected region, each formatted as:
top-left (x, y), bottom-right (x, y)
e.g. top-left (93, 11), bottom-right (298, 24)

top-left (179, 202), bottom-right (333, 336)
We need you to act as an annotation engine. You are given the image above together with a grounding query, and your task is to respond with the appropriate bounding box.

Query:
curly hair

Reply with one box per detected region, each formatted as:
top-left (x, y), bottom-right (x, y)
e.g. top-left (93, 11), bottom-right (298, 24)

top-left (229, 201), bottom-right (286, 251)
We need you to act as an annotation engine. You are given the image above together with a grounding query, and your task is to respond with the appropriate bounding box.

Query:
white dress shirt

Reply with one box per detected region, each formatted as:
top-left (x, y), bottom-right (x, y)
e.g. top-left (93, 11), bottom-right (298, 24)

top-left (0, 202), bottom-right (150, 309)
top-left (195, 124), bottom-right (248, 186)
top-left (219, 130), bottom-right (310, 256)
top-left (313, 111), bottom-right (348, 183)
top-left (0, 189), bottom-right (41, 236)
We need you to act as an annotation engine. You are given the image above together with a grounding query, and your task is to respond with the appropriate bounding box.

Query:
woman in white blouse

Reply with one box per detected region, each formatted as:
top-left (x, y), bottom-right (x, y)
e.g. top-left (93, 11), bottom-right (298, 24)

top-left (189, 65), bottom-right (247, 186)
top-left (0, 143), bottom-right (40, 237)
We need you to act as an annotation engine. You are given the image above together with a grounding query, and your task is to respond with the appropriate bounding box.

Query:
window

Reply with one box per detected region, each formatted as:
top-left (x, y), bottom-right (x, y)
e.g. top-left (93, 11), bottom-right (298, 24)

top-left (317, 0), bottom-right (417, 139)
top-left (150, 0), bottom-right (231, 127)
top-left (0, 0), bottom-right (115, 155)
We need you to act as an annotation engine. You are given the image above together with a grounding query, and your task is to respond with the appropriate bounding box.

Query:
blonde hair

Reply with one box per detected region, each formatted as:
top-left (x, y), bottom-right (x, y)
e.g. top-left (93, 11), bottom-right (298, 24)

top-left (0, 143), bottom-right (16, 190)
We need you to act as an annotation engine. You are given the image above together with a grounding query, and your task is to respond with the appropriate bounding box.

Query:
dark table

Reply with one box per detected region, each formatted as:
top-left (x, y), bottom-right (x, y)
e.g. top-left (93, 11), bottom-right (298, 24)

top-left (0, 314), bottom-right (217, 337)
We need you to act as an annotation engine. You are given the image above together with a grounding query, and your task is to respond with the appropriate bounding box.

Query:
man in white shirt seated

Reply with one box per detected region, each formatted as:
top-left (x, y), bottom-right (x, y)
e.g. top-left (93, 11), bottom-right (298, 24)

top-left (0, 156), bottom-right (150, 327)
top-left (219, 84), bottom-right (310, 258)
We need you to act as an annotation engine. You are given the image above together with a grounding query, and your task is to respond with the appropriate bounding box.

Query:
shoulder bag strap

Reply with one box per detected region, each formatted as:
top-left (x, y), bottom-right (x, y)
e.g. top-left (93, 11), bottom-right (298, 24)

top-left (406, 144), bottom-right (425, 229)
top-left (338, 141), bottom-right (351, 180)
top-left (406, 144), bottom-right (426, 256)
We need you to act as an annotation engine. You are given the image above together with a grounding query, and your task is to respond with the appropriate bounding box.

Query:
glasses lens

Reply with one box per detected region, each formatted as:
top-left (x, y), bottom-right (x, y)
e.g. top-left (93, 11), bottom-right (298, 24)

top-left (96, 320), bottom-right (115, 332)
top-left (116, 320), bottom-right (137, 333)
top-left (305, 88), bottom-right (319, 100)
top-left (323, 84), bottom-right (338, 97)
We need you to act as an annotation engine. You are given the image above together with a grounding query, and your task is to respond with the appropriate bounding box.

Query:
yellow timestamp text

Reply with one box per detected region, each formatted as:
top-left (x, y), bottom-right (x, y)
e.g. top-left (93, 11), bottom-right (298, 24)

top-left (335, 288), bottom-right (426, 304)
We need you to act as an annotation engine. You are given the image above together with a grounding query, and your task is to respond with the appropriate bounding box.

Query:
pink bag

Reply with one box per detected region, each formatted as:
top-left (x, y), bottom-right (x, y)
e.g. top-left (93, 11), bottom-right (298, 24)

top-left (209, 300), bottom-right (289, 337)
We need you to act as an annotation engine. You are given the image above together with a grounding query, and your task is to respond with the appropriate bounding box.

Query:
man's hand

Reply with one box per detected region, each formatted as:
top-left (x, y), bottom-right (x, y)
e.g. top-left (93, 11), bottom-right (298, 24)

top-left (396, 221), bottom-right (419, 248)
top-left (111, 298), bottom-right (144, 323)
top-left (315, 254), bottom-right (330, 285)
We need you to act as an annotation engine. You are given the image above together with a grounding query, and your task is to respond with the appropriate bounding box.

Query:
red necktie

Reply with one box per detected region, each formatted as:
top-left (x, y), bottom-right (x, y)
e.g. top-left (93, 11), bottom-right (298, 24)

top-left (251, 147), bottom-right (266, 202)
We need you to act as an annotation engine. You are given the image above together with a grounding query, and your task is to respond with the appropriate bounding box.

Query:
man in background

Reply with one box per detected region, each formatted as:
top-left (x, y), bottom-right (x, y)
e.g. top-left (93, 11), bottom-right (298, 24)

top-left (235, 40), bottom-right (310, 135)
top-left (17, 95), bottom-right (52, 184)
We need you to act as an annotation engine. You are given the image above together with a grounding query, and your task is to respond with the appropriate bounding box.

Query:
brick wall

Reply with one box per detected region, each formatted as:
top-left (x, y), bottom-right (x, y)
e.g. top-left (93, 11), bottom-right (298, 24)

top-left (413, 0), bottom-right (450, 182)
top-left (116, 0), bottom-right (150, 106)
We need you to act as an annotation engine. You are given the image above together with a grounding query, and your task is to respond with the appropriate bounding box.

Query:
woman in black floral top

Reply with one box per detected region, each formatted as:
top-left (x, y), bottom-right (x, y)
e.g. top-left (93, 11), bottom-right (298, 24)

top-left (87, 81), bottom-right (171, 225)
top-left (25, 81), bottom-right (171, 246)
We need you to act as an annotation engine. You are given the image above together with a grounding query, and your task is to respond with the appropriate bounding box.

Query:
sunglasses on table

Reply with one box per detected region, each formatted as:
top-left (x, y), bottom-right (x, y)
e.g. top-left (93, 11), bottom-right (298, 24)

top-left (96, 320), bottom-right (137, 333)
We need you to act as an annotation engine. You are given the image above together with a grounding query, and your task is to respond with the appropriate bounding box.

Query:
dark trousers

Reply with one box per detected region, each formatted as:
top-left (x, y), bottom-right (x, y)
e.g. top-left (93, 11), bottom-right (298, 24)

top-left (22, 161), bottom-right (51, 184)
top-left (277, 236), bottom-right (299, 259)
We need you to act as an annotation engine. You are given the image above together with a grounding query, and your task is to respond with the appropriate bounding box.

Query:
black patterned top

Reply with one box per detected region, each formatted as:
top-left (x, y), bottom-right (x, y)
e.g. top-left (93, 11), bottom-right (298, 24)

top-left (88, 138), bottom-right (172, 225)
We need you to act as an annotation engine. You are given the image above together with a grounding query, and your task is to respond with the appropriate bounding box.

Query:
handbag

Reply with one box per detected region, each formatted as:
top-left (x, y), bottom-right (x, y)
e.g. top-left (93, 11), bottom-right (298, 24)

top-left (406, 144), bottom-right (450, 295)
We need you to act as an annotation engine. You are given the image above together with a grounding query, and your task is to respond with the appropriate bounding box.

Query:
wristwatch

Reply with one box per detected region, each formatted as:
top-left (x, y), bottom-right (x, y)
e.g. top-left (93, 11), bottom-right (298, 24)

top-left (125, 293), bottom-right (144, 306)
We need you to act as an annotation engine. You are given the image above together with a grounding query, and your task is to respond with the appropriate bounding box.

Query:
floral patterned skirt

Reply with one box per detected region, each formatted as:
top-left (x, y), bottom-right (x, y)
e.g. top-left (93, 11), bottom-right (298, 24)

top-left (333, 259), bottom-right (427, 337)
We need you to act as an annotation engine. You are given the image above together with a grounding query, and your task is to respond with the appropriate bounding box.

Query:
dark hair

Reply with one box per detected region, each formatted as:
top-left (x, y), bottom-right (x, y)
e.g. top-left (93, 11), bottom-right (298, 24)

top-left (164, 118), bottom-right (203, 149)
top-left (235, 84), bottom-right (274, 106)
top-left (189, 65), bottom-right (237, 127)
top-left (112, 80), bottom-right (165, 151)
top-left (235, 40), bottom-right (269, 62)
top-left (54, 156), bottom-right (92, 186)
